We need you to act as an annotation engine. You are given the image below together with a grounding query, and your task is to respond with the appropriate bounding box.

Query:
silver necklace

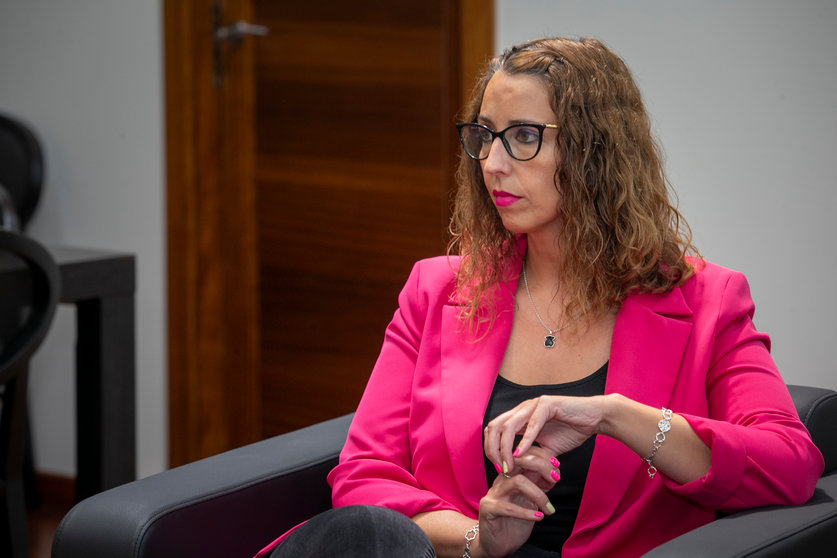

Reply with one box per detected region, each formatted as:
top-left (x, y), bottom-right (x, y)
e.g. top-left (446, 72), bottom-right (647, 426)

top-left (521, 262), bottom-right (575, 348)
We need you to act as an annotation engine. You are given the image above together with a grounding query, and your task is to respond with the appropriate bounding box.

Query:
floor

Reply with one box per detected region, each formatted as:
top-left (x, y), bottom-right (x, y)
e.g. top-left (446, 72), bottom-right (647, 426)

top-left (28, 501), bottom-right (71, 558)
top-left (23, 472), bottom-right (74, 558)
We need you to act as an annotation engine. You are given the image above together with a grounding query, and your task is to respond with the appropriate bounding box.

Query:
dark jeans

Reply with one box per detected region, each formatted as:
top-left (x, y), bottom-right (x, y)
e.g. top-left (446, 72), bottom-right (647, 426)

top-left (270, 505), bottom-right (436, 557)
top-left (270, 504), bottom-right (561, 557)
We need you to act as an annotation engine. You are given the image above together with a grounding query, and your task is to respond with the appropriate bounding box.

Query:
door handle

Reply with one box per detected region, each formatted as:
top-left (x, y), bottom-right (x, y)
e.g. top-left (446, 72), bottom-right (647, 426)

top-left (211, 0), bottom-right (269, 87)
top-left (215, 20), bottom-right (269, 43)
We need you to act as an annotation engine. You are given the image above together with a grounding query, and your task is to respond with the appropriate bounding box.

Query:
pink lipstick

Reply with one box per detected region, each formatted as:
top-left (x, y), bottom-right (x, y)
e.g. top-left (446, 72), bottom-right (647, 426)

top-left (493, 190), bottom-right (521, 207)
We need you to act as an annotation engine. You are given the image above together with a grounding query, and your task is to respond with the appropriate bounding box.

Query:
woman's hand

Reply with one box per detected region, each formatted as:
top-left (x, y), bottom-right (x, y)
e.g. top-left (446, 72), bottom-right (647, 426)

top-left (485, 393), bottom-right (712, 488)
top-left (484, 395), bottom-right (608, 479)
top-left (476, 445), bottom-right (561, 557)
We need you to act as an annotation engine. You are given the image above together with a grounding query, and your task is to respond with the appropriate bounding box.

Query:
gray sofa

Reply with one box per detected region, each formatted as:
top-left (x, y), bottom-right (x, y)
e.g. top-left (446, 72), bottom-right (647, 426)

top-left (52, 385), bottom-right (837, 557)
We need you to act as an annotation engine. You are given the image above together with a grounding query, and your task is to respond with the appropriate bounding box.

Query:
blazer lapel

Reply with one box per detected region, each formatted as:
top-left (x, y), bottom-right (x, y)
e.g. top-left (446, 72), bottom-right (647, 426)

top-left (440, 303), bottom-right (511, 512)
top-left (572, 286), bottom-right (694, 538)
top-left (439, 243), bottom-right (524, 512)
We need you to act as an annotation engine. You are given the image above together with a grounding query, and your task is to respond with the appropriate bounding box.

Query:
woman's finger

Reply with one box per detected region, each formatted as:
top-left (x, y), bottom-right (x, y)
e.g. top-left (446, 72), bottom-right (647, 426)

top-left (484, 399), bottom-right (534, 473)
top-left (509, 445), bottom-right (561, 489)
top-left (486, 471), bottom-right (555, 519)
top-left (493, 397), bottom-right (550, 473)
top-left (511, 396), bottom-right (551, 460)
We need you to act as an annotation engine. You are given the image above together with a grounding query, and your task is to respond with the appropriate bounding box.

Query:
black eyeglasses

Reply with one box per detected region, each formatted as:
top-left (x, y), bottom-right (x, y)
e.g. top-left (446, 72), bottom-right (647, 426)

top-left (456, 122), bottom-right (558, 161)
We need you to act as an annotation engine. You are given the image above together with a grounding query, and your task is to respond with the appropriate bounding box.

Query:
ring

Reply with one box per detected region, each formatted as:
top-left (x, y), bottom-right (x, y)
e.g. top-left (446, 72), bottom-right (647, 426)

top-left (502, 473), bottom-right (511, 479)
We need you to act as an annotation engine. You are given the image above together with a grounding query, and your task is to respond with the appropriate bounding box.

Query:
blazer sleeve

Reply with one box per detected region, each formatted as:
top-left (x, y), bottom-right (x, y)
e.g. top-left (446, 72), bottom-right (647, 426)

top-left (327, 260), bottom-right (459, 518)
top-left (665, 270), bottom-right (824, 511)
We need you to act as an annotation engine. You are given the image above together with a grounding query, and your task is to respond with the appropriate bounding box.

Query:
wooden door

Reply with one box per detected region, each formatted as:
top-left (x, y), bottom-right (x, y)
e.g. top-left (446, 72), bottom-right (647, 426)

top-left (165, 0), bottom-right (493, 465)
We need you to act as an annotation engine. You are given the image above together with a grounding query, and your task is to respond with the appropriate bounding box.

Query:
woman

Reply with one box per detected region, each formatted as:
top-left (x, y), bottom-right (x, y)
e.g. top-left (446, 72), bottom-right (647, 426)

top-left (261, 36), bottom-right (823, 558)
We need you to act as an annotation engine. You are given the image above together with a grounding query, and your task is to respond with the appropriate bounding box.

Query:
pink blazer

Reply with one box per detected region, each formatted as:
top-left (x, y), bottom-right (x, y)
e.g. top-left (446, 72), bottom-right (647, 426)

top-left (259, 243), bottom-right (823, 557)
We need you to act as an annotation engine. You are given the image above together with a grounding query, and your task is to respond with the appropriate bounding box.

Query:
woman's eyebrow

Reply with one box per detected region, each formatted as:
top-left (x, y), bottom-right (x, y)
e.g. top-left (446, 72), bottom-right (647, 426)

top-left (475, 114), bottom-right (494, 126)
top-left (478, 114), bottom-right (549, 126)
top-left (510, 118), bottom-right (551, 125)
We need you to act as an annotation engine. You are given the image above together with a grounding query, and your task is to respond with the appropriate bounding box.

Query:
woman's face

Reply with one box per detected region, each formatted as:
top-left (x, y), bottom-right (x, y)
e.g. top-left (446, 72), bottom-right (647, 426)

top-left (478, 71), bottom-right (562, 238)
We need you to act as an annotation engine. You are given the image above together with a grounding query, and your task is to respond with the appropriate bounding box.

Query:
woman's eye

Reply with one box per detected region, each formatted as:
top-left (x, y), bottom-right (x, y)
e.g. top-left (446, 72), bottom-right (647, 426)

top-left (477, 129), bottom-right (493, 143)
top-left (512, 126), bottom-right (539, 143)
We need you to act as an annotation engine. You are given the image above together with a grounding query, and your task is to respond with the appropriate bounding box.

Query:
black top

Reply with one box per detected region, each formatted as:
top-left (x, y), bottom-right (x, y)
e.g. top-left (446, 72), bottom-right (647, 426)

top-left (483, 362), bottom-right (608, 552)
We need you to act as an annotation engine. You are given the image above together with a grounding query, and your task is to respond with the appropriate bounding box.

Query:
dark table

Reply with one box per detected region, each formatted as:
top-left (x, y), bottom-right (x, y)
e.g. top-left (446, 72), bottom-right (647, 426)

top-left (47, 245), bottom-right (136, 501)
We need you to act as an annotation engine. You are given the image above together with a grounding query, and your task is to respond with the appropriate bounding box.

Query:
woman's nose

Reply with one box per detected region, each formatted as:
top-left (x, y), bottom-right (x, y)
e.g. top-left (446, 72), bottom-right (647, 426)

top-left (481, 138), bottom-right (510, 174)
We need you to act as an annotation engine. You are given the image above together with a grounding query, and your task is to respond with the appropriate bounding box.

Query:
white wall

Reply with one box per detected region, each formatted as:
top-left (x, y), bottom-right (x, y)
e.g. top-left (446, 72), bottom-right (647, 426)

top-left (497, 0), bottom-right (837, 391)
top-left (0, 1), bottom-right (167, 478)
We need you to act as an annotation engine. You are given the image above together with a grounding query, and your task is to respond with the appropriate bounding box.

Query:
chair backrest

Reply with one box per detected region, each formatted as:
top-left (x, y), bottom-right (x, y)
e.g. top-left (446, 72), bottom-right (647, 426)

top-left (0, 113), bottom-right (44, 231)
top-left (0, 230), bottom-right (59, 557)
top-left (0, 230), bottom-right (59, 384)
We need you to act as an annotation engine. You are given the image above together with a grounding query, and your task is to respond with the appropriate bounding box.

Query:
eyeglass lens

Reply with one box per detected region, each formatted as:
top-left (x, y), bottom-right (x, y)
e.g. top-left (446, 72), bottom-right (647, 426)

top-left (458, 124), bottom-right (544, 161)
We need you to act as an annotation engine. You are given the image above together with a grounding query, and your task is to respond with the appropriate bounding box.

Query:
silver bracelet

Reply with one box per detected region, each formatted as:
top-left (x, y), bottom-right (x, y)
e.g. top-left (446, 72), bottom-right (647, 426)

top-left (644, 407), bottom-right (673, 478)
top-left (463, 523), bottom-right (479, 558)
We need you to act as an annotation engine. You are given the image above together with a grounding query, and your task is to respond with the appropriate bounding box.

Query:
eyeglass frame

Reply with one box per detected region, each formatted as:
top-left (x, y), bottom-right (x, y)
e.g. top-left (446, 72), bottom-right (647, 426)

top-left (455, 122), bottom-right (559, 162)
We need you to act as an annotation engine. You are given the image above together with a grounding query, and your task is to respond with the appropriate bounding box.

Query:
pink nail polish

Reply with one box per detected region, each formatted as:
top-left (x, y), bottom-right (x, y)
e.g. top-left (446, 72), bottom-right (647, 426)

top-left (494, 462), bottom-right (502, 474)
top-left (533, 511), bottom-right (544, 519)
top-left (550, 457), bottom-right (560, 467)
top-left (513, 448), bottom-right (521, 457)
top-left (551, 470), bottom-right (561, 481)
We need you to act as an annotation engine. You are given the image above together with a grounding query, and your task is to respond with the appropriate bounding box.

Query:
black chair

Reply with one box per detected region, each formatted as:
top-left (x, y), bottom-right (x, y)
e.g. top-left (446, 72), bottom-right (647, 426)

top-left (0, 230), bottom-right (60, 557)
top-left (51, 384), bottom-right (837, 557)
top-left (0, 112), bottom-right (44, 231)
top-left (1, 110), bottom-right (49, 515)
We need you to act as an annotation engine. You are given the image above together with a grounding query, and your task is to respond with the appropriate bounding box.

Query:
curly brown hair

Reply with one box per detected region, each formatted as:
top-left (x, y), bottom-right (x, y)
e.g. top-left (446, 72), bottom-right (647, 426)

top-left (448, 37), bottom-right (699, 334)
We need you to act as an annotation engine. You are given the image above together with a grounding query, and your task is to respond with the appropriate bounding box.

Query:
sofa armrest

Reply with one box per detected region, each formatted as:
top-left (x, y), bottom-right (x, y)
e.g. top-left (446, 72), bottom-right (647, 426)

top-left (641, 472), bottom-right (837, 557)
top-left (52, 413), bottom-right (353, 558)
top-left (788, 384), bottom-right (837, 474)
top-left (643, 384), bottom-right (837, 557)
